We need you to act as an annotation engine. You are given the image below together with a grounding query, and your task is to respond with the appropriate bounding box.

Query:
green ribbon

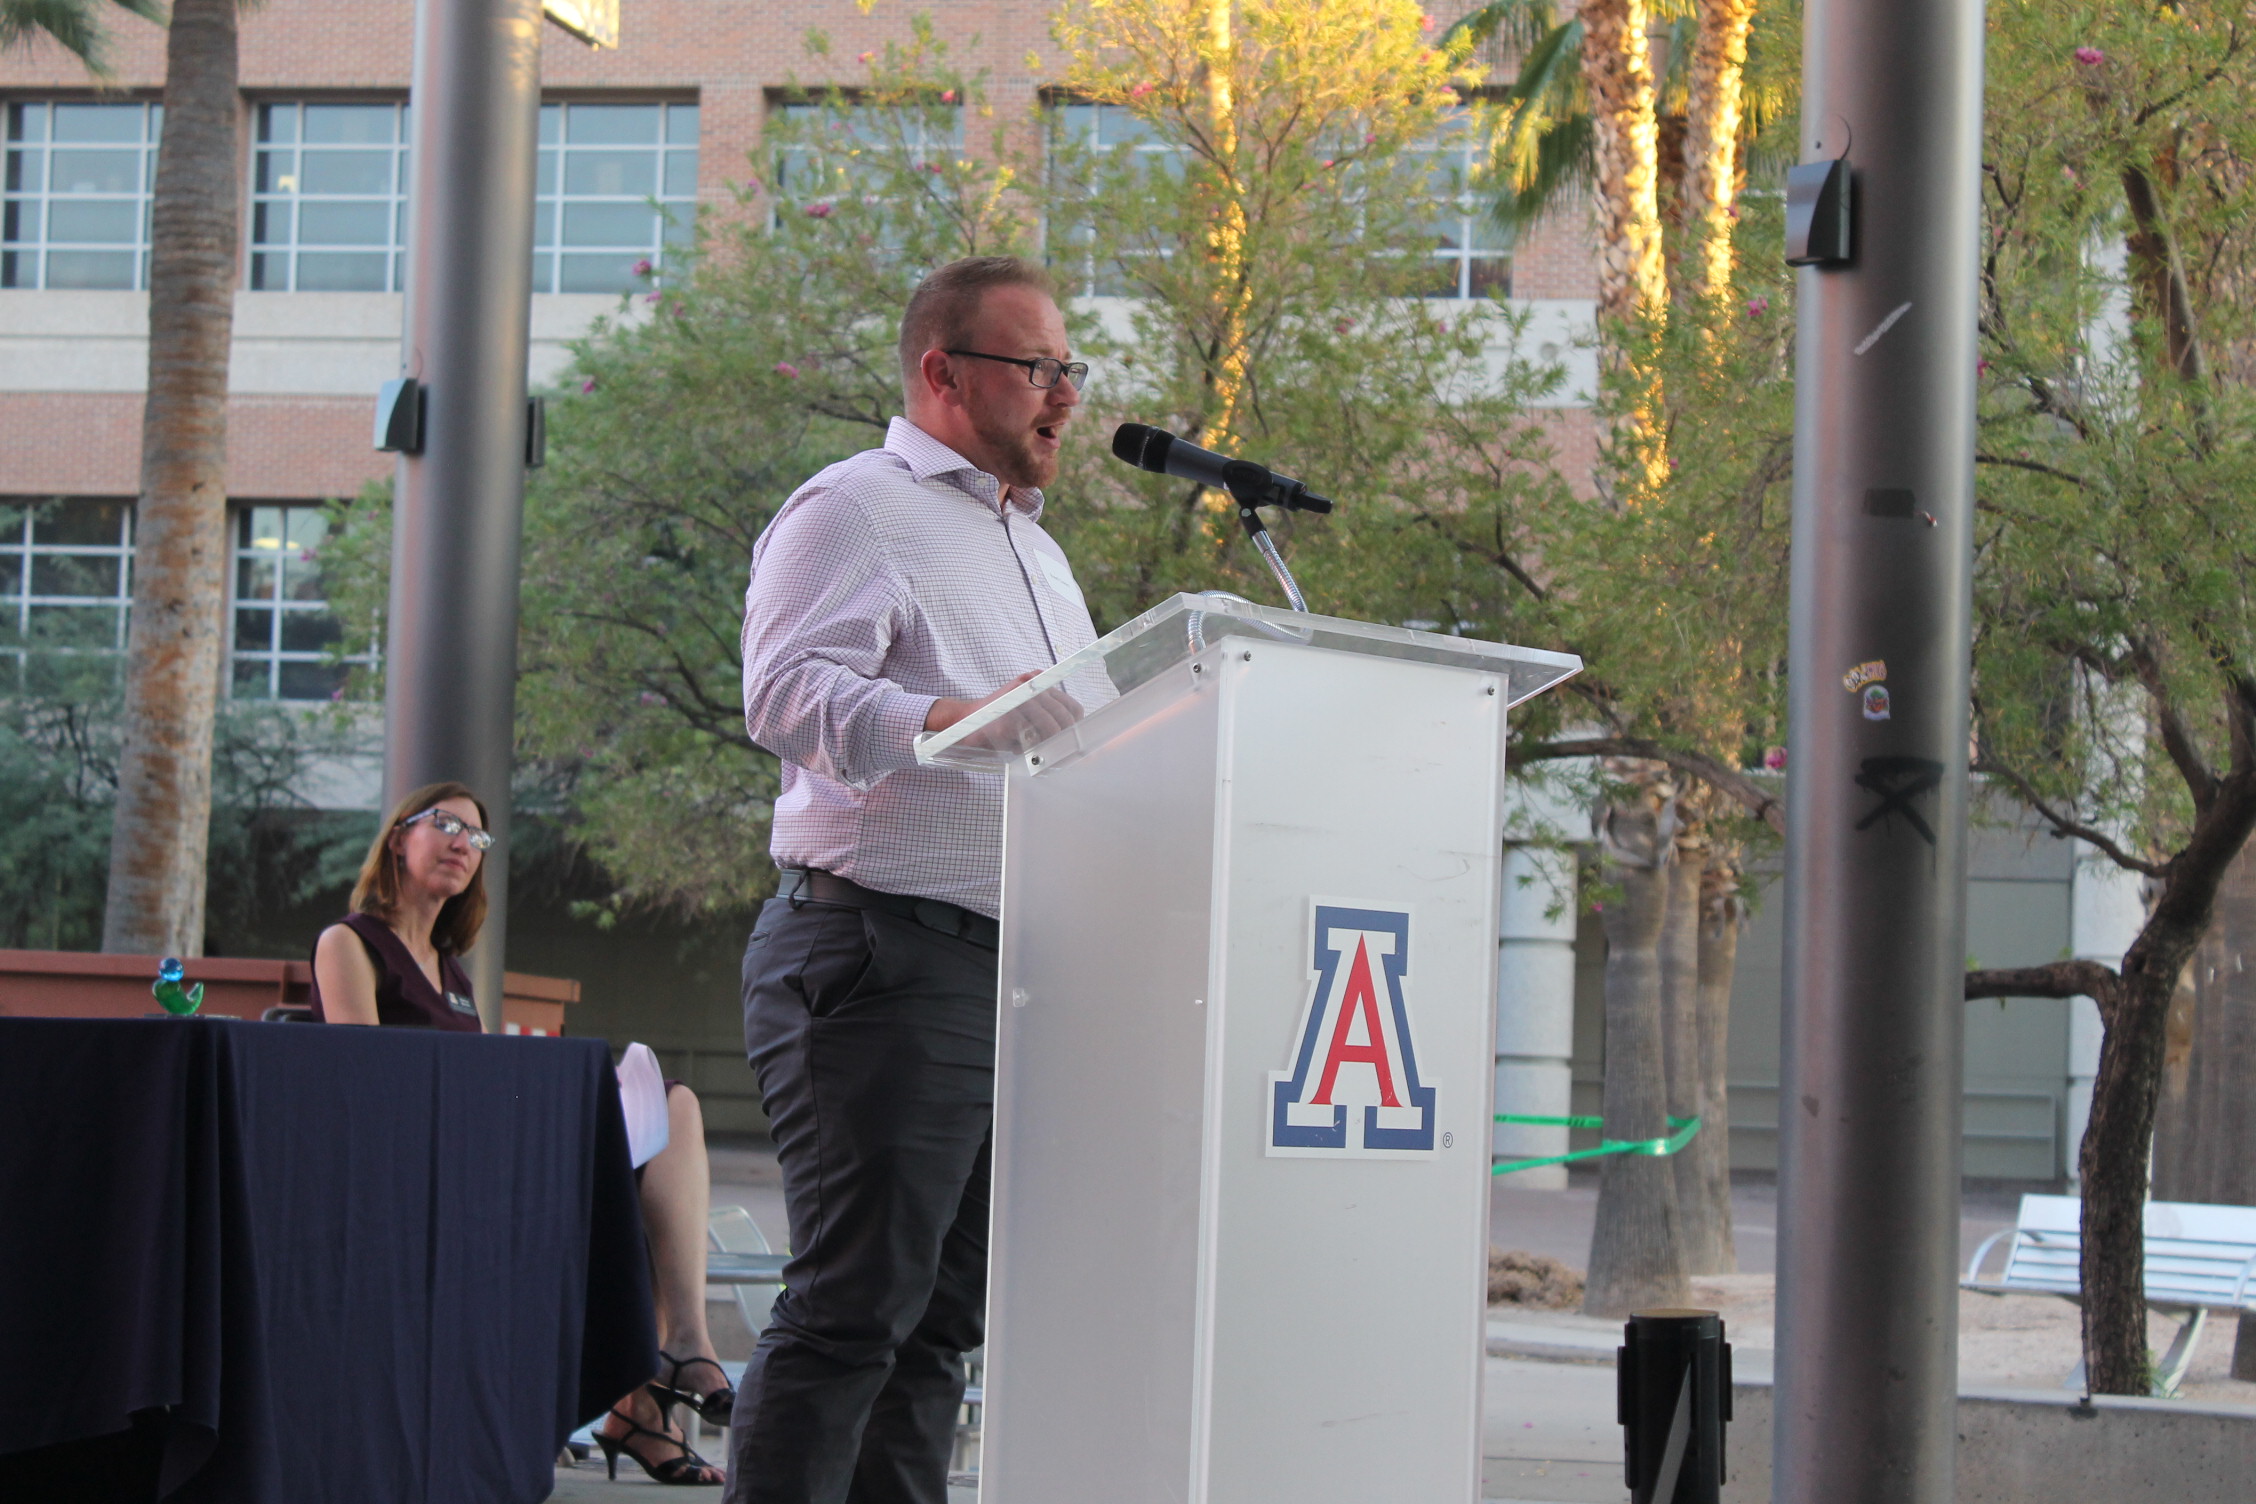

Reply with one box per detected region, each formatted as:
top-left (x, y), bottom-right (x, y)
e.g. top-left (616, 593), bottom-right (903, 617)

top-left (1489, 1113), bottom-right (1701, 1175)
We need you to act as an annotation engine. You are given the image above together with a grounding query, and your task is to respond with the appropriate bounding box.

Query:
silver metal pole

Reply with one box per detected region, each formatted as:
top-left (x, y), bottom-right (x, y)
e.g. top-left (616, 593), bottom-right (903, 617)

top-left (1773, 0), bottom-right (1983, 1496)
top-left (384, 0), bottom-right (543, 1032)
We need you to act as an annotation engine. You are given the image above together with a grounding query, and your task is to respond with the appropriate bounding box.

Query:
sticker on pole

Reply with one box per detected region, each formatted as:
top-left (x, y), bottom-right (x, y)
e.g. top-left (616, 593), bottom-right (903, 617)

top-left (1269, 903), bottom-right (1437, 1157)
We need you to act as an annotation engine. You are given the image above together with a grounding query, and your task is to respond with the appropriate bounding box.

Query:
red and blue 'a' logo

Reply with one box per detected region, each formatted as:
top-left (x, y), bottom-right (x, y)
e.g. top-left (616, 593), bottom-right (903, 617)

top-left (1269, 904), bottom-right (1437, 1156)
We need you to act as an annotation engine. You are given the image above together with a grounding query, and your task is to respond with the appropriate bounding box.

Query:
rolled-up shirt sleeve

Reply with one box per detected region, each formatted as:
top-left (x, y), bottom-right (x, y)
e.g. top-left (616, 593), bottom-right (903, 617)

top-left (742, 488), bottom-right (940, 791)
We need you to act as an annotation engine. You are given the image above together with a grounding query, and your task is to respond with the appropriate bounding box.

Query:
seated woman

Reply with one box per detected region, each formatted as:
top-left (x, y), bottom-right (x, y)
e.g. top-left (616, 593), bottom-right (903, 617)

top-left (312, 780), bottom-right (732, 1487)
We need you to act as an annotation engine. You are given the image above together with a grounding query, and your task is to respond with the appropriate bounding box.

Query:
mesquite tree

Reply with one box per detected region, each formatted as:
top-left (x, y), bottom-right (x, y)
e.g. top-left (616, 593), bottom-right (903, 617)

top-left (2151, 844), bottom-right (2256, 1379)
top-left (1963, 1), bottom-right (2256, 1395)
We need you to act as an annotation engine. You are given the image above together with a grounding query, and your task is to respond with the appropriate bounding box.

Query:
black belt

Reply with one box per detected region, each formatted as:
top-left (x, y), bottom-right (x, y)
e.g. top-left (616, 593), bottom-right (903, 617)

top-left (778, 868), bottom-right (1000, 951)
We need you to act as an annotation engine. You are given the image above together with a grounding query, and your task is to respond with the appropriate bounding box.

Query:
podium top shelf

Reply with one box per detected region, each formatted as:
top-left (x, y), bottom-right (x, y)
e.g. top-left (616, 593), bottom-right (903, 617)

top-left (915, 591), bottom-right (1581, 771)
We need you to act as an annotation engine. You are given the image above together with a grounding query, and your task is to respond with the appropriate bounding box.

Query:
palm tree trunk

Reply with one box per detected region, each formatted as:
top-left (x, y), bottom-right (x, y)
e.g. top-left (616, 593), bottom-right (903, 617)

top-left (1680, 0), bottom-right (1757, 299)
top-left (1198, 0), bottom-right (1252, 451)
top-left (1690, 848), bottom-right (1740, 1271)
top-left (1576, 0), bottom-right (1665, 323)
top-left (1576, 0), bottom-right (1667, 494)
top-left (102, 0), bottom-right (238, 956)
top-left (1584, 790), bottom-right (1690, 1315)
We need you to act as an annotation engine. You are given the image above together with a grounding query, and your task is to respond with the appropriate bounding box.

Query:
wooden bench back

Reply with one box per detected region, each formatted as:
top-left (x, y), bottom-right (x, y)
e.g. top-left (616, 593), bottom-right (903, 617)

top-left (1999, 1194), bottom-right (2256, 1310)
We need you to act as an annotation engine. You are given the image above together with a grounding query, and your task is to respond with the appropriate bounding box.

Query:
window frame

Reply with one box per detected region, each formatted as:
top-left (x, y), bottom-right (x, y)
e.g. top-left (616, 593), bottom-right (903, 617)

top-left (241, 95), bottom-right (702, 296)
top-left (1040, 97), bottom-right (1513, 302)
top-left (532, 98), bottom-right (702, 294)
top-left (1402, 108), bottom-right (1514, 301)
top-left (228, 502), bottom-right (372, 703)
top-left (2, 99), bottom-right (164, 292)
top-left (247, 99), bottom-right (413, 294)
top-left (765, 92), bottom-right (965, 245)
top-left (0, 497), bottom-right (136, 690)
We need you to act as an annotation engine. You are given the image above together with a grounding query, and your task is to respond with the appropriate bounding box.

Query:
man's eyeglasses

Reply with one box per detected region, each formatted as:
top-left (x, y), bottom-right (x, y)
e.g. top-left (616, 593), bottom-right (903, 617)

top-left (402, 808), bottom-right (494, 851)
top-left (945, 349), bottom-right (1090, 391)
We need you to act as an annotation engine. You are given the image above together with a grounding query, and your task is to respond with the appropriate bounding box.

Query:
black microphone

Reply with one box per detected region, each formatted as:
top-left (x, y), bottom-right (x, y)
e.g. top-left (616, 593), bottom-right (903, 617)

top-left (1110, 424), bottom-right (1334, 513)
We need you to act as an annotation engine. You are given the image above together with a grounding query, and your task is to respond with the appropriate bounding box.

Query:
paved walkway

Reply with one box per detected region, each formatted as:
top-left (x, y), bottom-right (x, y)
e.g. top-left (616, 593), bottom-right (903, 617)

top-left (547, 1143), bottom-right (2254, 1501)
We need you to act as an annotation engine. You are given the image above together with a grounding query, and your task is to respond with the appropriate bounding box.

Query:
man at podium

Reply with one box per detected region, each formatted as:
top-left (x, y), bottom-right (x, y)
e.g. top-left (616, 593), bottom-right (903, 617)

top-left (728, 255), bottom-right (1098, 1504)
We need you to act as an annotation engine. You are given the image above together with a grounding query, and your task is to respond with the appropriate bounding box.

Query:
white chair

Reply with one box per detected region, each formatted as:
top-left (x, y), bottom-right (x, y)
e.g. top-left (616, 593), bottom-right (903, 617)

top-left (951, 1346), bottom-right (984, 1479)
top-left (702, 1206), bottom-right (983, 1477)
top-left (708, 1204), bottom-right (784, 1339)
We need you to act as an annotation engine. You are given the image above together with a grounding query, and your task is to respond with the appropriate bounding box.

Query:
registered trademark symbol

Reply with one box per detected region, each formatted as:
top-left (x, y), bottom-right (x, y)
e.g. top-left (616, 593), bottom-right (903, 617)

top-left (1442, 1131), bottom-right (1454, 1148)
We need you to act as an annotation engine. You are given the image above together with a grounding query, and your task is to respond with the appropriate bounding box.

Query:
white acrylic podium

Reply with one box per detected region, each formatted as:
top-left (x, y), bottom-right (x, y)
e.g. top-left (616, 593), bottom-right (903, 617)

top-left (917, 594), bottom-right (1580, 1504)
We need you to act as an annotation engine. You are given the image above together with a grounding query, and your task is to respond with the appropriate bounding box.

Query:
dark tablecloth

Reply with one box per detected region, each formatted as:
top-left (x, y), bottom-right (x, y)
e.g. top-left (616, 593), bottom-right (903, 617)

top-left (0, 1017), bottom-right (659, 1503)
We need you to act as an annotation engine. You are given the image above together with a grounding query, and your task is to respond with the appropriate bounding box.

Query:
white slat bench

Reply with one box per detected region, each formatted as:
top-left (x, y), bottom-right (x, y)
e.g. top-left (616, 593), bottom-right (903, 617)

top-left (1962, 1192), bottom-right (2256, 1395)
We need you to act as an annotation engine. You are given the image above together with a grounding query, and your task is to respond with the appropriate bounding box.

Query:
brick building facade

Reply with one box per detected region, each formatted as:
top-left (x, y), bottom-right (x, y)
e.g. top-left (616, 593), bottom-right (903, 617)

top-left (2, 0), bottom-right (1598, 502)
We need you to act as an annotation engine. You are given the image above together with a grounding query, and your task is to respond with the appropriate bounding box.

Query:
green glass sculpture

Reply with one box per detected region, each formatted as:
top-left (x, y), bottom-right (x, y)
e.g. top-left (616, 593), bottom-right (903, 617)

top-left (153, 956), bottom-right (203, 1017)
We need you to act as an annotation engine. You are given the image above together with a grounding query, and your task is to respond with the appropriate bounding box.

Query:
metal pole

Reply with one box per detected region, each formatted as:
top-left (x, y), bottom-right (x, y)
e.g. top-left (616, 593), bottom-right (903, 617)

top-left (384, 0), bottom-right (543, 1032)
top-left (1773, 0), bottom-right (1983, 1497)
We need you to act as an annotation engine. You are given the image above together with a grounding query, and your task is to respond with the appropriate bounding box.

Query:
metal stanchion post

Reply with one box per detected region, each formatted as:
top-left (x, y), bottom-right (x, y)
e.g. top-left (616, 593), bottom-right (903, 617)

top-left (1619, 1310), bottom-right (1731, 1504)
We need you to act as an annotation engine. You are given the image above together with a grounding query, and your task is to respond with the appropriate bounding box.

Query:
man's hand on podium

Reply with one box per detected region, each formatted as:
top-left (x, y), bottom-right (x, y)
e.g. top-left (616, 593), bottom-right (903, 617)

top-left (925, 669), bottom-right (1083, 751)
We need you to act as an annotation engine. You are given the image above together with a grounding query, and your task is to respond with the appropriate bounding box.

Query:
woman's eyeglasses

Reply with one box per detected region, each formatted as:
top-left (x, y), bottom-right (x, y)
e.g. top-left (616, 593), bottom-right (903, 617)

top-left (402, 808), bottom-right (494, 851)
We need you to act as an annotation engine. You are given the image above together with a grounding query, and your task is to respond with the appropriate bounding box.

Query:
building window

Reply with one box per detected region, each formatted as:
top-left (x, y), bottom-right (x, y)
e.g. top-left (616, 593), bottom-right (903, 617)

top-left (1044, 103), bottom-right (1508, 300)
top-left (248, 98), bottom-right (700, 296)
top-left (0, 499), bottom-right (364, 701)
top-left (1406, 115), bottom-right (1512, 299)
top-left (1045, 102), bottom-right (1182, 297)
top-left (771, 99), bottom-right (963, 191)
top-left (535, 100), bottom-right (699, 293)
top-left (2, 102), bottom-right (163, 291)
top-left (232, 504), bottom-right (365, 701)
top-left (249, 102), bottom-right (410, 292)
top-left (769, 97), bottom-right (962, 253)
top-left (0, 498), bottom-right (134, 691)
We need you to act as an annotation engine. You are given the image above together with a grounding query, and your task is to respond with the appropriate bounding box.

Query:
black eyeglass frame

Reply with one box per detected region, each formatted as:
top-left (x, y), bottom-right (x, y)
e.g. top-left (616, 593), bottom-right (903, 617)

top-left (943, 349), bottom-right (1091, 390)
top-left (401, 807), bottom-right (495, 851)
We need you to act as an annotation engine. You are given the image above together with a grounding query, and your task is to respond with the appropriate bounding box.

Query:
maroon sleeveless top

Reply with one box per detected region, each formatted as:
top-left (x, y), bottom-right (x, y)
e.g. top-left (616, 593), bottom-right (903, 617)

top-left (309, 911), bottom-right (481, 1031)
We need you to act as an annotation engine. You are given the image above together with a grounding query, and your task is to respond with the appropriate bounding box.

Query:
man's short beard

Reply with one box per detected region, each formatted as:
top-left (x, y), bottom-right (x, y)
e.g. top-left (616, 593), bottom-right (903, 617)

top-left (970, 405), bottom-right (1057, 490)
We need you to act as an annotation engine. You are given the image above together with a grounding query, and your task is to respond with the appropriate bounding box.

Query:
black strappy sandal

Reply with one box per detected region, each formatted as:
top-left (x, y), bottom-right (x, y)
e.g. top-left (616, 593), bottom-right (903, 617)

top-left (594, 1404), bottom-right (722, 1486)
top-left (648, 1349), bottom-right (736, 1426)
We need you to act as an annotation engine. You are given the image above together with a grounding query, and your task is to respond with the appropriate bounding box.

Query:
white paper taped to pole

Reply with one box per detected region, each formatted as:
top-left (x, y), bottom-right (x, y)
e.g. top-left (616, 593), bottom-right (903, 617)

top-left (615, 1041), bottom-right (671, 1169)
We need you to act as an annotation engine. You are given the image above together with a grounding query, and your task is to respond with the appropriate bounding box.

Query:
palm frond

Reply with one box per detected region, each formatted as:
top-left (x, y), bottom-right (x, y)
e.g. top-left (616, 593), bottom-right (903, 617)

top-left (1484, 17), bottom-right (1588, 228)
top-left (0, 0), bottom-right (166, 76)
top-left (1655, 16), bottom-right (1696, 117)
top-left (1439, 0), bottom-right (1567, 58)
top-left (1490, 111), bottom-right (1593, 232)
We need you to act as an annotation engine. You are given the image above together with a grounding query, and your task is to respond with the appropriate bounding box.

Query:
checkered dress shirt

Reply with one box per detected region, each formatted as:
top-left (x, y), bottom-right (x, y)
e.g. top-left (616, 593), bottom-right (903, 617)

top-left (742, 418), bottom-right (1099, 917)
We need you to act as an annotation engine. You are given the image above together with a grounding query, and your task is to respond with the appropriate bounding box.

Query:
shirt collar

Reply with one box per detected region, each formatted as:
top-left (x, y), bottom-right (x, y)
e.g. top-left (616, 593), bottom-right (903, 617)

top-left (885, 416), bottom-right (1046, 520)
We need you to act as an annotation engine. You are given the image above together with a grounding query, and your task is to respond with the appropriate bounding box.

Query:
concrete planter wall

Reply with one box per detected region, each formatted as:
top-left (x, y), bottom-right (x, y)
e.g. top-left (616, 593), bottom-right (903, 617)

top-left (1723, 1380), bottom-right (2256, 1502)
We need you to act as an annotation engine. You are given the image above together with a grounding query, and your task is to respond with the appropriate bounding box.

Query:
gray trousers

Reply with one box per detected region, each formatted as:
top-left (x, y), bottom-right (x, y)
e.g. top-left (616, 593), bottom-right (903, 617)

top-left (723, 896), bottom-right (996, 1504)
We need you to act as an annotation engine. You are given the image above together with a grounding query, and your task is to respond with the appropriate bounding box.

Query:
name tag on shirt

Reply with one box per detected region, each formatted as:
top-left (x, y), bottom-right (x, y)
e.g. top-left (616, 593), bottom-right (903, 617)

top-left (1032, 549), bottom-right (1084, 611)
top-left (446, 991), bottom-right (477, 1016)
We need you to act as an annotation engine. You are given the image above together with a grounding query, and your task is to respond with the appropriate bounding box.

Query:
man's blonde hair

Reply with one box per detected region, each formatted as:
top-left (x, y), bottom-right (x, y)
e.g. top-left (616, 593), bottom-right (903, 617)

top-left (898, 256), bottom-right (1057, 390)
